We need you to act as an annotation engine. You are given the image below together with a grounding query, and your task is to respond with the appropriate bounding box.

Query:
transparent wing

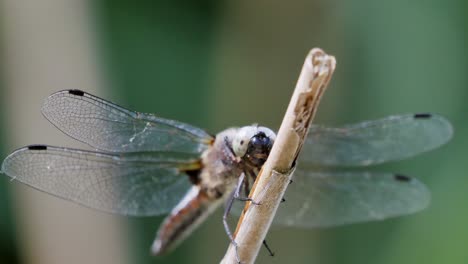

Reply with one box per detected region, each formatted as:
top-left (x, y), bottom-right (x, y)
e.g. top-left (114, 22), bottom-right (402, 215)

top-left (41, 90), bottom-right (213, 153)
top-left (273, 169), bottom-right (430, 228)
top-left (1, 145), bottom-right (198, 216)
top-left (299, 114), bottom-right (453, 167)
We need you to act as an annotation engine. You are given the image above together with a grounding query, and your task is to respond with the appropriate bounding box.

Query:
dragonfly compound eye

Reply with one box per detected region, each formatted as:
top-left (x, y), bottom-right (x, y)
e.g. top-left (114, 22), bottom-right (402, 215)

top-left (245, 131), bottom-right (274, 167)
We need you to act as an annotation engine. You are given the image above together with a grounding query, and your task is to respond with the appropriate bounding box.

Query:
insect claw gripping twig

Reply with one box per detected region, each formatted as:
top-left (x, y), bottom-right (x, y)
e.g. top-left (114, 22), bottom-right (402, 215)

top-left (234, 195), bottom-right (261, 206)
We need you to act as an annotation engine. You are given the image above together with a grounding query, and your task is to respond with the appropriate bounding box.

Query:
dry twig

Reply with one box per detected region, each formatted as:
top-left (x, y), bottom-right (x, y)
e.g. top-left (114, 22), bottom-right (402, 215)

top-left (220, 48), bottom-right (336, 264)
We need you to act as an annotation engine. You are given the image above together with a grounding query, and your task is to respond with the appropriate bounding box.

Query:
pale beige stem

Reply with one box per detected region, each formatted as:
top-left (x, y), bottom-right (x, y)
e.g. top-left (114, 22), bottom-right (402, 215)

top-left (220, 48), bottom-right (336, 264)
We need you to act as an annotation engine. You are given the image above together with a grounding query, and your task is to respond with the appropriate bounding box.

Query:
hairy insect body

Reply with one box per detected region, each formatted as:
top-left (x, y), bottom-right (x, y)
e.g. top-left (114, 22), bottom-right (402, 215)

top-left (200, 128), bottom-right (245, 199)
top-left (152, 127), bottom-right (276, 255)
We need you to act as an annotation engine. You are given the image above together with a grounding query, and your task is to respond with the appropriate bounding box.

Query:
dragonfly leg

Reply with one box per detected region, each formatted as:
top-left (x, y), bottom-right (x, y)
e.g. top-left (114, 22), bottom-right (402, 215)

top-left (233, 173), bottom-right (261, 205)
top-left (223, 183), bottom-right (241, 263)
top-left (224, 173), bottom-right (261, 263)
top-left (223, 190), bottom-right (236, 243)
top-left (262, 239), bottom-right (275, 257)
top-left (243, 173), bottom-right (250, 198)
top-left (280, 175), bottom-right (293, 203)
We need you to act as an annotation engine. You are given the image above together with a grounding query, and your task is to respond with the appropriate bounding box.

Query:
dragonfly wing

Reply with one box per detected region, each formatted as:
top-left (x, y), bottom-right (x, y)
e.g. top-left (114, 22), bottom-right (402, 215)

top-left (1, 145), bottom-right (198, 216)
top-left (42, 90), bottom-right (213, 153)
top-left (299, 114), bottom-right (453, 167)
top-left (273, 169), bottom-right (430, 228)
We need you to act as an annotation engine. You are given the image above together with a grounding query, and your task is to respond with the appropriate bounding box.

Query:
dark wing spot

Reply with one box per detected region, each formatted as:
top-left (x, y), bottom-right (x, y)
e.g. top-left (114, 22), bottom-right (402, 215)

top-left (68, 89), bottom-right (85, 96)
top-left (394, 174), bottom-right (411, 182)
top-left (27, 145), bottom-right (48, 150)
top-left (240, 140), bottom-right (244, 145)
top-left (414, 113), bottom-right (432, 119)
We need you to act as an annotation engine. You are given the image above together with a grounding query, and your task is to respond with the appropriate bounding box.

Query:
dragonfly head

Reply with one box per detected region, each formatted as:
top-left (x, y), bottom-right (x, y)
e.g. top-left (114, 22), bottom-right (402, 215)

top-left (232, 126), bottom-right (276, 167)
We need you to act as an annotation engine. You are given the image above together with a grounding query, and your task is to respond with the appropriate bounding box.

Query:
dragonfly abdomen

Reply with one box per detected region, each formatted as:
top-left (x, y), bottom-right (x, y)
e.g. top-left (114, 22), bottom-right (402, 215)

top-left (151, 185), bottom-right (222, 255)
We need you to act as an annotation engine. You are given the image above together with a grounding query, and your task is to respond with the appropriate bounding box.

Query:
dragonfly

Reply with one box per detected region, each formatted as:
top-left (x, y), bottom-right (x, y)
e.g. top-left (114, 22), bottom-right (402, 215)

top-left (1, 90), bottom-right (453, 255)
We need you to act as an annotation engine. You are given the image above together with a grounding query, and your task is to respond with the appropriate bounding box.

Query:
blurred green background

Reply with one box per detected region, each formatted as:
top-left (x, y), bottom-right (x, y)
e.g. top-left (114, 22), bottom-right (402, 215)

top-left (1, 0), bottom-right (467, 263)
